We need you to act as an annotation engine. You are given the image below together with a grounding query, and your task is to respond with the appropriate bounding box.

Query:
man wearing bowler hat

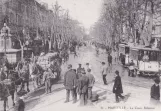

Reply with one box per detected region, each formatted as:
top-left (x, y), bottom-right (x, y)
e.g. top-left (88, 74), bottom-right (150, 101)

top-left (64, 64), bottom-right (77, 103)
top-left (113, 70), bottom-right (124, 103)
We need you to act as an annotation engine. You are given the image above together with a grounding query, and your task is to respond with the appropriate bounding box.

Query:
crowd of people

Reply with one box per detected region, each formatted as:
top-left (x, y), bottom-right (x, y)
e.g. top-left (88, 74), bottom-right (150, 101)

top-left (64, 63), bottom-right (95, 106)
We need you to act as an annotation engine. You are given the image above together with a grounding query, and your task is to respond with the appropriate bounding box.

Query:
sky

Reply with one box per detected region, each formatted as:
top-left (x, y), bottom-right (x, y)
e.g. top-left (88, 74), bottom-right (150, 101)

top-left (38, 0), bottom-right (103, 30)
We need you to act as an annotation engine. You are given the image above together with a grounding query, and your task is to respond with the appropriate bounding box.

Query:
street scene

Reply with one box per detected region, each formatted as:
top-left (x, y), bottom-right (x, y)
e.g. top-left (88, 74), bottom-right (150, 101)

top-left (0, 0), bottom-right (161, 111)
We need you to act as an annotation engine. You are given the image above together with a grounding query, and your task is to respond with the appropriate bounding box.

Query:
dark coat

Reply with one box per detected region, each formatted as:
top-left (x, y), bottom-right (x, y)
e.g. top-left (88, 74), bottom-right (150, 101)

top-left (77, 75), bottom-right (89, 94)
top-left (64, 69), bottom-right (77, 90)
top-left (15, 99), bottom-right (25, 111)
top-left (108, 55), bottom-right (112, 63)
top-left (151, 84), bottom-right (160, 100)
top-left (113, 76), bottom-right (123, 94)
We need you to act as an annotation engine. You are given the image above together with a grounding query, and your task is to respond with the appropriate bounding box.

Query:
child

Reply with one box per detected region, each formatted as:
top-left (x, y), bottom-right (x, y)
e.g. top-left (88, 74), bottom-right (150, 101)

top-left (14, 96), bottom-right (25, 111)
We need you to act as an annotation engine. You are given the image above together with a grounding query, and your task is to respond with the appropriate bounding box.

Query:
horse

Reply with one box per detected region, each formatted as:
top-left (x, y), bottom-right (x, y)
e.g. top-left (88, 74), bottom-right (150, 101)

top-left (60, 50), bottom-right (69, 64)
top-left (15, 61), bottom-right (30, 92)
top-left (49, 60), bottom-right (61, 80)
top-left (30, 62), bottom-right (44, 90)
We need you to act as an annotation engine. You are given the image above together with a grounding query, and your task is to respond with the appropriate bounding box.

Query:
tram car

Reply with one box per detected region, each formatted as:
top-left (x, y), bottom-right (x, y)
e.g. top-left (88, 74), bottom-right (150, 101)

top-left (129, 46), bottom-right (161, 76)
top-left (119, 43), bottom-right (161, 76)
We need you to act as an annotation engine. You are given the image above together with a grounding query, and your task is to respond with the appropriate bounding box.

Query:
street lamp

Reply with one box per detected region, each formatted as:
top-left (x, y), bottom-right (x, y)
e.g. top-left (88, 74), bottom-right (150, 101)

top-left (1, 23), bottom-right (11, 56)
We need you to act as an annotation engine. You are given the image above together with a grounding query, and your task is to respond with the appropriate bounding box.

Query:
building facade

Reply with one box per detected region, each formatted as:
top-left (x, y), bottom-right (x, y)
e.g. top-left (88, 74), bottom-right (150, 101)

top-left (0, 0), bottom-right (53, 40)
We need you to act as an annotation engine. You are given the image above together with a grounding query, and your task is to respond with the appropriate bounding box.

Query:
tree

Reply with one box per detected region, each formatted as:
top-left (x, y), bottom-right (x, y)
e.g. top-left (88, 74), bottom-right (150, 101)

top-left (91, 0), bottom-right (161, 48)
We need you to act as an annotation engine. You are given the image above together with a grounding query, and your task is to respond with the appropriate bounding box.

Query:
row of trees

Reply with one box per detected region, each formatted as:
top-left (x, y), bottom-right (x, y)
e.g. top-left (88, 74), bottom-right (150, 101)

top-left (90, 0), bottom-right (161, 49)
top-left (48, 2), bottom-right (86, 51)
top-left (13, 1), bottom-right (86, 59)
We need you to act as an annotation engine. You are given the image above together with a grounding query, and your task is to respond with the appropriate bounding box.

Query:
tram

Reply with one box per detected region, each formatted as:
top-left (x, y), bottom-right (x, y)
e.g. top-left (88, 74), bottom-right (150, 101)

top-left (129, 46), bottom-right (161, 76)
top-left (119, 43), bottom-right (161, 76)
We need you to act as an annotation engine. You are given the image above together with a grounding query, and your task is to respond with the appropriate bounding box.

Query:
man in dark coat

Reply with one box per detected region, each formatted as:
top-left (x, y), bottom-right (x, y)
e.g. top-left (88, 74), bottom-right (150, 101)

top-left (113, 70), bottom-right (124, 103)
top-left (150, 78), bottom-right (160, 105)
top-left (78, 69), bottom-right (89, 106)
top-left (64, 64), bottom-right (77, 103)
top-left (108, 53), bottom-right (112, 67)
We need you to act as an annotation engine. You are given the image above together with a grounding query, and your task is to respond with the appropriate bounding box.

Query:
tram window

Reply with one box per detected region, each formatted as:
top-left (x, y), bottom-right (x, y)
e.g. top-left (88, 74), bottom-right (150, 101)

top-left (138, 50), bottom-right (144, 60)
top-left (125, 47), bottom-right (129, 54)
top-left (149, 51), bottom-right (158, 61)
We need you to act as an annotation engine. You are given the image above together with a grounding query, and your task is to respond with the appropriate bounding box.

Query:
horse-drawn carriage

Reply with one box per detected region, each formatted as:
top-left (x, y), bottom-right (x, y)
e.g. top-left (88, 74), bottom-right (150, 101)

top-left (36, 52), bottom-right (62, 80)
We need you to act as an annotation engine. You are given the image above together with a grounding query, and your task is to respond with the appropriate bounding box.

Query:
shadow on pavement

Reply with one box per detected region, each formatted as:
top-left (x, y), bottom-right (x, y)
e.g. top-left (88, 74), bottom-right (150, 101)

top-left (96, 91), bottom-right (107, 103)
top-left (25, 97), bottom-right (40, 110)
top-left (123, 93), bottom-right (131, 102)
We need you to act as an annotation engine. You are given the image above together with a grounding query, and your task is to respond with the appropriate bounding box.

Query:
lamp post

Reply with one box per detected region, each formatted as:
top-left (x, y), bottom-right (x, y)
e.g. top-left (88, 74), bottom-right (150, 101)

top-left (1, 23), bottom-right (10, 56)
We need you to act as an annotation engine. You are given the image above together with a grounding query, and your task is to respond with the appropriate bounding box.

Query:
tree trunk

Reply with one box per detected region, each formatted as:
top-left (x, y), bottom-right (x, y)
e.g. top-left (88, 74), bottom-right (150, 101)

top-left (140, 0), bottom-right (148, 45)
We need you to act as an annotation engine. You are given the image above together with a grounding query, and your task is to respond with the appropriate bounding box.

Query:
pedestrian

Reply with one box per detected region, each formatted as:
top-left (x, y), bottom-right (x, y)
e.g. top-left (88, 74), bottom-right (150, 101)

top-left (64, 64), bottom-right (77, 103)
top-left (17, 96), bottom-right (25, 111)
top-left (108, 53), bottom-right (112, 67)
top-left (101, 62), bottom-right (108, 85)
top-left (77, 64), bottom-right (83, 79)
top-left (74, 49), bottom-right (78, 58)
top-left (86, 69), bottom-right (95, 100)
top-left (0, 82), bottom-right (9, 111)
top-left (73, 69), bottom-right (78, 100)
top-left (85, 63), bottom-right (92, 73)
top-left (43, 68), bottom-right (53, 94)
top-left (150, 78), bottom-right (160, 105)
top-left (113, 70), bottom-right (124, 103)
top-left (128, 60), bottom-right (135, 77)
top-left (77, 69), bottom-right (89, 106)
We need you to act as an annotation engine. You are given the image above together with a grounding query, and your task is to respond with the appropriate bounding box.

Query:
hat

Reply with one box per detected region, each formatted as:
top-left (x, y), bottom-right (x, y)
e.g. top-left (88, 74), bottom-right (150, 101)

top-left (68, 64), bottom-right (72, 69)
top-left (115, 70), bottom-right (119, 75)
top-left (154, 78), bottom-right (160, 84)
top-left (81, 69), bottom-right (86, 74)
top-left (102, 62), bottom-right (105, 65)
top-left (87, 68), bottom-right (91, 72)
top-left (78, 64), bottom-right (81, 66)
top-left (86, 63), bottom-right (89, 65)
